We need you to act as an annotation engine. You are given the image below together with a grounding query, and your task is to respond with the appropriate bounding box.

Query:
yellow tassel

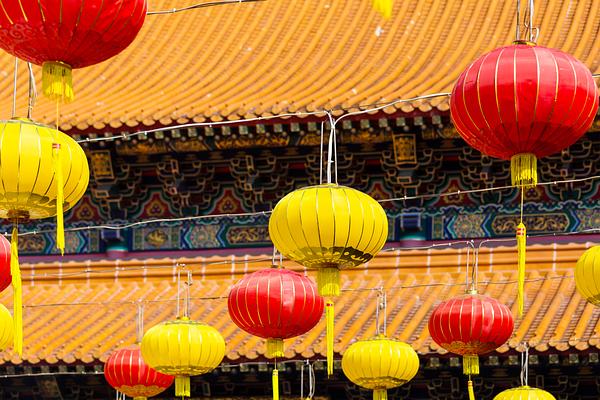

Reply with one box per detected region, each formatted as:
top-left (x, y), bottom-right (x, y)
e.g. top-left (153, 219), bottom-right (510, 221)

top-left (42, 62), bottom-right (74, 103)
top-left (272, 368), bottom-right (279, 400)
top-left (318, 267), bottom-right (340, 297)
top-left (10, 227), bottom-right (22, 356)
top-left (326, 300), bottom-right (334, 376)
top-left (463, 355), bottom-right (479, 375)
top-left (373, 389), bottom-right (388, 400)
top-left (175, 376), bottom-right (190, 397)
top-left (510, 153), bottom-right (537, 188)
top-left (266, 338), bottom-right (284, 358)
top-left (517, 222), bottom-right (526, 317)
top-left (372, 0), bottom-right (393, 18)
top-left (53, 143), bottom-right (65, 255)
top-left (468, 379), bottom-right (475, 400)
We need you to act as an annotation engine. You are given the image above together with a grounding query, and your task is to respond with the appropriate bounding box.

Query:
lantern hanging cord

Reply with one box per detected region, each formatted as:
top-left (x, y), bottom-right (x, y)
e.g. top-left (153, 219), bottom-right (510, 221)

top-left (146, 0), bottom-right (265, 15)
top-left (136, 301), bottom-right (144, 343)
top-left (11, 58), bottom-right (18, 119)
top-left (74, 93), bottom-right (452, 145)
top-left (11, 174), bottom-right (600, 239)
top-left (520, 343), bottom-right (530, 386)
top-left (27, 62), bottom-right (36, 119)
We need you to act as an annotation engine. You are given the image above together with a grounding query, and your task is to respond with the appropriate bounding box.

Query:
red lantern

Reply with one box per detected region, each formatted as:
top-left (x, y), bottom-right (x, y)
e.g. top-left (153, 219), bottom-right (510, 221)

top-left (105, 345), bottom-right (174, 400)
top-left (228, 267), bottom-right (324, 400)
top-left (0, 0), bottom-right (147, 102)
top-left (0, 235), bottom-right (10, 293)
top-left (450, 44), bottom-right (598, 316)
top-left (228, 267), bottom-right (324, 356)
top-left (428, 292), bottom-right (514, 399)
top-left (451, 43), bottom-right (598, 187)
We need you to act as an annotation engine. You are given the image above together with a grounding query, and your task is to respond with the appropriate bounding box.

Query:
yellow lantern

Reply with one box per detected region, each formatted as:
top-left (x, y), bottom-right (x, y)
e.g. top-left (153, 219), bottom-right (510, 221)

top-left (141, 317), bottom-right (226, 398)
top-left (494, 387), bottom-right (556, 400)
top-left (574, 246), bottom-right (600, 306)
top-left (0, 304), bottom-right (14, 351)
top-left (0, 118), bottom-right (89, 355)
top-left (342, 335), bottom-right (419, 400)
top-left (269, 183), bottom-right (388, 375)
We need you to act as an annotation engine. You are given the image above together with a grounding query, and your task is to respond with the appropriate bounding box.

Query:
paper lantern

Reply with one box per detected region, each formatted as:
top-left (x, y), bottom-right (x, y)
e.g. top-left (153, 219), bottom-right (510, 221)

top-left (0, 118), bottom-right (89, 355)
top-left (269, 183), bottom-right (388, 374)
top-left (228, 267), bottom-right (324, 400)
top-left (0, 235), bottom-right (11, 293)
top-left (141, 318), bottom-right (225, 398)
top-left (228, 267), bottom-right (323, 356)
top-left (494, 386), bottom-right (556, 400)
top-left (450, 44), bottom-right (598, 316)
top-left (574, 246), bottom-right (600, 306)
top-left (451, 44), bottom-right (598, 187)
top-left (428, 292), bottom-right (514, 400)
top-left (342, 335), bottom-right (419, 400)
top-left (0, 0), bottom-right (147, 101)
top-left (0, 304), bottom-right (13, 351)
top-left (105, 345), bottom-right (174, 400)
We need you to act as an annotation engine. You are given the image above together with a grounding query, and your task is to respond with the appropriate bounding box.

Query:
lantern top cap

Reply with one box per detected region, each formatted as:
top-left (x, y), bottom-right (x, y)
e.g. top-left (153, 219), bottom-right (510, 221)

top-left (512, 40), bottom-right (536, 46)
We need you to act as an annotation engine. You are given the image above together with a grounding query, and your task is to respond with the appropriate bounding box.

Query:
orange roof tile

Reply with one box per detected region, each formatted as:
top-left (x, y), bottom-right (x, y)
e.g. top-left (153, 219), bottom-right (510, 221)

top-left (0, 0), bottom-right (598, 132)
top-left (0, 242), bottom-right (597, 365)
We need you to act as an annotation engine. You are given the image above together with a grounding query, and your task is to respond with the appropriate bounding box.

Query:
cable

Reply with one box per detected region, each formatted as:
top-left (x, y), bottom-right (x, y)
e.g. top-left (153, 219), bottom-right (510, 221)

top-left (75, 93), bottom-right (451, 145)
top-left (146, 0), bottom-right (265, 15)
top-left (10, 174), bottom-right (600, 238)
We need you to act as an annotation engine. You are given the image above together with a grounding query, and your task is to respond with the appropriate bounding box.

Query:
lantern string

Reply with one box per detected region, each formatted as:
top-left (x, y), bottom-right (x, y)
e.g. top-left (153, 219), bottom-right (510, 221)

top-left (175, 266), bottom-right (181, 318)
top-left (319, 121), bottom-right (325, 185)
top-left (14, 228), bottom-right (600, 281)
top-left (27, 62), bottom-right (36, 120)
top-left (11, 58), bottom-right (18, 119)
top-left (472, 243), bottom-right (479, 292)
top-left (74, 92), bottom-right (452, 145)
top-left (520, 343), bottom-right (530, 386)
top-left (136, 301), bottom-right (144, 343)
top-left (185, 269), bottom-right (193, 318)
top-left (515, 0), bottom-right (521, 42)
top-left (9, 174), bottom-right (600, 239)
top-left (326, 111), bottom-right (336, 184)
top-left (146, 0), bottom-right (265, 15)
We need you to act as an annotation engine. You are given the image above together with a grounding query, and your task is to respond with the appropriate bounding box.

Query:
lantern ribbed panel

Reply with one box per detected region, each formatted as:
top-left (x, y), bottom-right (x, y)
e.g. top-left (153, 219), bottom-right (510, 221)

top-left (140, 318), bottom-right (226, 377)
top-left (450, 44), bottom-right (599, 161)
top-left (428, 294), bottom-right (514, 356)
top-left (0, 304), bottom-right (13, 351)
top-left (575, 246), bottom-right (600, 306)
top-left (0, 0), bottom-right (147, 69)
top-left (0, 119), bottom-right (89, 220)
top-left (0, 236), bottom-right (11, 292)
top-left (105, 346), bottom-right (174, 398)
top-left (493, 386), bottom-right (556, 400)
top-left (342, 336), bottom-right (419, 391)
top-left (227, 268), bottom-right (324, 344)
top-left (268, 184), bottom-right (388, 270)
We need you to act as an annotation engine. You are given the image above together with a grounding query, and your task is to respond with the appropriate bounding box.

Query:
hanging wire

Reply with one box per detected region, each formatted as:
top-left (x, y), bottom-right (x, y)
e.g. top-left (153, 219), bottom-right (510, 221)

top-left (520, 343), bottom-right (530, 386)
top-left (136, 302), bottom-right (144, 343)
top-left (175, 265), bottom-right (182, 318)
top-left (515, 0), bottom-right (521, 41)
top-left (185, 269), bottom-right (193, 317)
top-left (11, 58), bottom-right (18, 118)
top-left (319, 121), bottom-right (325, 184)
top-left (26, 62), bottom-right (36, 119)
top-left (9, 174), bottom-right (600, 239)
top-left (146, 0), bottom-right (265, 15)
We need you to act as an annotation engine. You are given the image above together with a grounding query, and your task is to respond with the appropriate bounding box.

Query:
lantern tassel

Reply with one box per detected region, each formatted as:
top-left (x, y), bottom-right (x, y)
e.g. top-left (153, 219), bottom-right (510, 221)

top-left (326, 300), bottom-right (334, 376)
top-left (10, 226), bottom-right (22, 356)
top-left (42, 62), bottom-right (74, 103)
top-left (372, 0), bottom-right (392, 18)
top-left (373, 389), bottom-right (388, 400)
top-left (468, 379), bottom-right (475, 400)
top-left (272, 368), bottom-right (279, 400)
top-left (175, 376), bottom-right (190, 397)
top-left (510, 153), bottom-right (537, 187)
top-left (517, 222), bottom-right (526, 317)
top-left (463, 355), bottom-right (479, 375)
top-left (318, 267), bottom-right (340, 297)
top-left (53, 143), bottom-right (65, 255)
top-left (266, 338), bottom-right (284, 358)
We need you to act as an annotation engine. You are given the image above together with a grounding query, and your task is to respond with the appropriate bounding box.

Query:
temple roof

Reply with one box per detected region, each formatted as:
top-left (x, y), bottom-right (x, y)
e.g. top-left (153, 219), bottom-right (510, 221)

top-left (0, 0), bottom-right (598, 132)
top-left (1, 242), bottom-right (597, 365)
